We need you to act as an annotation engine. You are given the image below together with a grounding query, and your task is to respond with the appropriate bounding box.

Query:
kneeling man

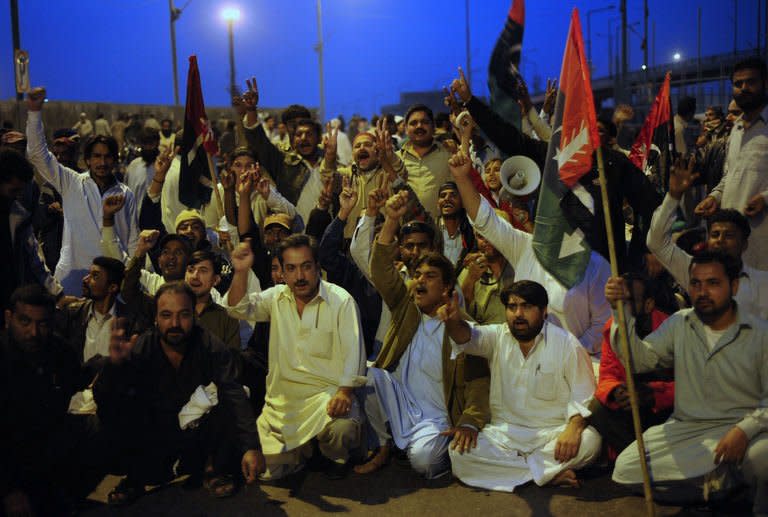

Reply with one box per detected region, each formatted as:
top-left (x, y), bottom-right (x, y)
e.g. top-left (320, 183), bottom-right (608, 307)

top-left (444, 280), bottom-right (601, 491)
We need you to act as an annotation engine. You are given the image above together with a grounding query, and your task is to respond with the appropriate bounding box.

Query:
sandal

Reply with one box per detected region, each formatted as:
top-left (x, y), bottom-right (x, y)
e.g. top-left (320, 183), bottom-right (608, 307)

top-left (204, 473), bottom-right (237, 499)
top-left (107, 477), bottom-right (144, 506)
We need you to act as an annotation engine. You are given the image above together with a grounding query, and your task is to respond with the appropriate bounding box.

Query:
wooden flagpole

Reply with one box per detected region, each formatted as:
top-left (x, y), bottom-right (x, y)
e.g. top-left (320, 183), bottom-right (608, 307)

top-left (595, 146), bottom-right (655, 516)
top-left (205, 153), bottom-right (232, 252)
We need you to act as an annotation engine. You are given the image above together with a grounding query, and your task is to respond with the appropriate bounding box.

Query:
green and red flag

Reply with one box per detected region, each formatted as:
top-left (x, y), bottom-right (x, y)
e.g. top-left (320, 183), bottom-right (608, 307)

top-left (532, 8), bottom-right (599, 288)
top-left (179, 55), bottom-right (218, 209)
top-left (488, 0), bottom-right (525, 130)
top-left (629, 72), bottom-right (672, 171)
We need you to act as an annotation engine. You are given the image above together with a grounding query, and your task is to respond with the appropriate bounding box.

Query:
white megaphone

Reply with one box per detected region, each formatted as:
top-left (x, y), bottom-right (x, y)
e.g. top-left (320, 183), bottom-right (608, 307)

top-left (500, 155), bottom-right (541, 197)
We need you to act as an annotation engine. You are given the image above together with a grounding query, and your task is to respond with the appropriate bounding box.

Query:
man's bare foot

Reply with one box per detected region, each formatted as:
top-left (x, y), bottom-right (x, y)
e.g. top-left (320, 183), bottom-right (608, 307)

top-left (353, 445), bottom-right (391, 475)
top-left (550, 469), bottom-right (580, 488)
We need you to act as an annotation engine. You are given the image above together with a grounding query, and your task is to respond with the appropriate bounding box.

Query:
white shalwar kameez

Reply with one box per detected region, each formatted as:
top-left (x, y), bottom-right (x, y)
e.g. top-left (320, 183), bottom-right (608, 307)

top-left (449, 322), bottom-right (600, 492)
top-left (365, 314), bottom-right (452, 478)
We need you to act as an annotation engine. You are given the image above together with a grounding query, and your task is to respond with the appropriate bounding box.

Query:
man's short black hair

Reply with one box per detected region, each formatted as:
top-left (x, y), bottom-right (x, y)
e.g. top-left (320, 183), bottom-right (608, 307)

top-left (399, 220), bottom-right (436, 242)
top-left (707, 209), bottom-right (751, 241)
top-left (689, 250), bottom-right (742, 282)
top-left (597, 116), bottom-right (618, 138)
top-left (281, 104), bottom-right (312, 124)
top-left (500, 280), bottom-right (549, 310)
top-left (277, 233), bottom-right (318, 265)
top-left (405, 104), bottom-right (434, 124)
top-left (159, 233), bottom-right (193, 257)
top-left (9, 284), bottom-right (56, 314)
top-left (188, 249), bottom-right (222, 275)
top-left (413, 251), bottom-right (455, 288)
top-left (92, 256), bottom-right (126, 288)
top-left (155, 281), bottom-right (196, 312)
top-left (732, 57), bottom-right (767, 82)
top-left (83, 135), bottom-right (119, 161)
top-left (161, 118), bottom-right (173, 126)
top-left (0, 148), bottom-right (33, 184)
top-left (435, 111), bottom-right (450, 128)
top-left (677, 96), bottom-right (697, 118)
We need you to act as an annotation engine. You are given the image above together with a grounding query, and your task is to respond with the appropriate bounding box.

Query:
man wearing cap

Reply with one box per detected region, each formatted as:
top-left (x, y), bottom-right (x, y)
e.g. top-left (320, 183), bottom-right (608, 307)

top-left (26, 87), bottom-right (139, 296)
top-left (443, 280), bottom-right (600, 491)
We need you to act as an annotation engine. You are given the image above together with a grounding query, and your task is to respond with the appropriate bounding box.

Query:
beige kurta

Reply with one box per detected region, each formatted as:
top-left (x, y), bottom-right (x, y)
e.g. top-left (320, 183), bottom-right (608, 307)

top-left (227, 280), bottom-right (366, 455)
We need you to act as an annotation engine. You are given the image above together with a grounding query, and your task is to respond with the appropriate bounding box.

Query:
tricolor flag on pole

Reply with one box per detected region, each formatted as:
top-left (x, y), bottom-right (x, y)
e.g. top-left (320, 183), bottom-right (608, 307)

top-left (629, 72), bottom-right (672, 172)
top-left (488, 0), bottom-right (525, 129)
top-left (531, 8), bottom-right (600, 288)
top-left (179, 55), bottom-right (219, 209)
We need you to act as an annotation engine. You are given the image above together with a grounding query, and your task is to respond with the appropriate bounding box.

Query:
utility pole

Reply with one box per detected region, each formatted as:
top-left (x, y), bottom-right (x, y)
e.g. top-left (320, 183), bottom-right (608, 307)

top-left (620, 0), bottom-right (627, 103)
top-left (169, 0), bottom-right (180, 105)
top-left (465, 0), bottom-right (472, 89)
top-left (10, 0), bottom-right (22, 102)
top-left (226, 19), bottom-right (236, 97)
top-left (643, 0), bottom-right (648, 69)
top-left (733, 0), bottom-right (738, 55)
top-left (315, 0), bottom-right (326, 123)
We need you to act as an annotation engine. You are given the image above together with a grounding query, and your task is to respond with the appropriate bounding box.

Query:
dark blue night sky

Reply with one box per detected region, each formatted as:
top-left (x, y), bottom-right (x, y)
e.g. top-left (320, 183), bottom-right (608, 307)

top-left (0, 0), bottom-right (762, 119)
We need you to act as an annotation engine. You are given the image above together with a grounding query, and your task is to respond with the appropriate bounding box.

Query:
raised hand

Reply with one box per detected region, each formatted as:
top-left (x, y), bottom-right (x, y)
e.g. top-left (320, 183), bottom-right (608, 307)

top-left (443, 85), bottom-right (462, 115)
top-left (436, 290), bottom-right (461, 323)
top-left (220, 170), bottom-right (236, 192)
top-left (317, 176), bottom-right (334, 211)
top-left (366, 188), bottom-right (388, 217)
top-left (324, 124), bottom-right (338, 167)
top-left (135, 229), bottom-right (160, 258)
top-left (154, 145), bottom-right (176, 179)
top-left (26, 87), bottom-right (47, 112)
top-left (450, 66), bottom-right (472, 103)
top-left (384, 190), bottom-right (410, 221)
top-left (243, 77), bottom-right (259, 110)
top-left (102, 194), bottom-right (126, 220)
top-left (516, 77), bottom-right (533, 113)
top-left (542, 79), bottom-right (558, 117)
top-left (448, 150), bottom-right (472, 179)
top-left (463, 252), bottom-right (488, 282)
top-left (237, 164), bottom-right (256, 197)
top-left (256, 175), bottom-right (271, 201)
top-left (668, 155), bottom-right (699, 200)
top-left (109, 317), bottom-right (138, 364)
top-left (230, 240), bottom-right (255, 272)
top-left (338, 175), bottom-right (359, 220)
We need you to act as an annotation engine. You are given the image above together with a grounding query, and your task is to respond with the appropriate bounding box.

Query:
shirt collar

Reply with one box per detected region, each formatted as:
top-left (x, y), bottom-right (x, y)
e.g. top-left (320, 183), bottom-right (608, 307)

top-left (277, 279), bottom-right (329, 305)
top-left (420, 313), bottom-right (444, 335)
top-left (89, 300), bottom-right (117, 321)
top-left (402, 140), bottom-right (439, 159)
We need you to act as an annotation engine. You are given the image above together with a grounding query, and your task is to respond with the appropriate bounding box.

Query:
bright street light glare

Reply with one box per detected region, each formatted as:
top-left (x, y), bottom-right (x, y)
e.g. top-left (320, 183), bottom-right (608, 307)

top-left (673, 52), bottom-right (682, 61)
top-left (221, 6), bottom-right (241, 22)
top-left (641, 64), bottom-right (647, 70)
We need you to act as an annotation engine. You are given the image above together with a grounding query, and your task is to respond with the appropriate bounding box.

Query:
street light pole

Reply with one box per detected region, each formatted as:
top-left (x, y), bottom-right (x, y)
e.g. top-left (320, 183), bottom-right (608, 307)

top-left (221, 7), bottom-right (240, 98)
top-left (465, 0), bottom-right (472, 90)
top-left (169, 0), bottom-right (181, 105)
top-left (315, 0), bottom-right (326, 124)
top-left (586, 4), bottom-right (615, 74)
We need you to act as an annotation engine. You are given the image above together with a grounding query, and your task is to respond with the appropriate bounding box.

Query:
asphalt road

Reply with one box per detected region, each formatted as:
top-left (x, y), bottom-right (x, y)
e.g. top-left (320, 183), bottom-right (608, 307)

top-left (80, 460), bottom-right (753, 517)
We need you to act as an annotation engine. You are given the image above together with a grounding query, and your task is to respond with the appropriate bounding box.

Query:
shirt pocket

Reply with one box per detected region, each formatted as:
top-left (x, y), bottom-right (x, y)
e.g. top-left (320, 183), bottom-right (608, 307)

top-left (530, 369), bottom-right (556, 401)
top-left (305, 328), bottom-right (334, 360)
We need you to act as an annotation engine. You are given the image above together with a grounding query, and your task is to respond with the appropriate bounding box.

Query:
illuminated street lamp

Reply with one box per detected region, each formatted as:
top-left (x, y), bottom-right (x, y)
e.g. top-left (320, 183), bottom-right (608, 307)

top-left (221, 6), bottom-right (241, 97)
top-left (673, 52), bottom-right (682, 62)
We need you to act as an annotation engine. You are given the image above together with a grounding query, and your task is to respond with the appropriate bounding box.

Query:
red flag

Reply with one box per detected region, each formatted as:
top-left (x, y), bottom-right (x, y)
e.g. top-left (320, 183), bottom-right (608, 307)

top-left (179, 55), bottom-right (218, 209)
top-left (629, 72), bottom-right (671, 170)
top-left (556, 9), bottom-right (600, 188)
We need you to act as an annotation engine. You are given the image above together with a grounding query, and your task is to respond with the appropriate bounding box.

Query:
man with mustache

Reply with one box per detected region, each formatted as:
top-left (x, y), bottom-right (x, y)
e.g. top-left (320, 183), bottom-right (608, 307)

top-left (123, 127), bottom-right (160, 216)
top-left (605, 252), bottom-right (768, 514)
top-left (444, 280), bottom-right (600, 491)
top-left (227, 234), bottom-right (366, 480)
top-left (696, 57), bottom-right (768, 271)
top-left (25, 87), bottom-right (139, 295)
top-left (94, 282), bottom-right (263, 504)
top-left (355, 191), bottom-right (490, 480)
top-left (397, 104), bottom-right (452, 221)
top-left (436, 181), bottom-right (474, 268)
top-left (647, 156), bottom-right (768, 319)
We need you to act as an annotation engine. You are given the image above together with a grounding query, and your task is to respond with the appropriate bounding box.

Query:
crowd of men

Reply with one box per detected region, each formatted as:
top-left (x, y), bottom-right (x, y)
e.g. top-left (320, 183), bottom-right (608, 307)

top-left (0, 55), bottom-right (766, 516)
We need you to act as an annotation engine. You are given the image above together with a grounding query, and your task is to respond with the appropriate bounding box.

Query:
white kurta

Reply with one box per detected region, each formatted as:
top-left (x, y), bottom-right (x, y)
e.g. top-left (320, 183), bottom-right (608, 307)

top-left (470, 198), bottom-right (611, 354)
top-left (227, 280), bottom-right (366, 455)
top-left (449, 322), bottom-right (600, 491)
top-left (124, 157), bottom-right (155, 215)
top-left (26, 112), bottom-right (139, 295)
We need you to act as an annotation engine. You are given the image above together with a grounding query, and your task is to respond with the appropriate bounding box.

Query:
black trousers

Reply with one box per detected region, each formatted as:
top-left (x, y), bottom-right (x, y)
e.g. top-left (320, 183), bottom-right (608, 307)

top-left (588, 398), bottom-right (672, 454)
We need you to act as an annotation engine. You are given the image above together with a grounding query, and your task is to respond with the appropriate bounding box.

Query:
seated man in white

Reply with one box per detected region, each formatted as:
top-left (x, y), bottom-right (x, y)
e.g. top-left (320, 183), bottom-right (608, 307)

top-left (226, 234), bottom-right (366, 479)
top-left (442, 279), bottom-right (601, 491)
top-left (605, 251), bottom-right (767, 514)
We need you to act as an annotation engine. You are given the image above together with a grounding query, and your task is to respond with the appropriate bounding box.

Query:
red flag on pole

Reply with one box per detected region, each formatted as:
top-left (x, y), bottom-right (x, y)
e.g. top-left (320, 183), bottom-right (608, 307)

top-left (179, 55), bottom-right (219, 209)
top-left (629, 72), bottom-right (671, 171)
top-left (531, 8), bottom-right (600, 288)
